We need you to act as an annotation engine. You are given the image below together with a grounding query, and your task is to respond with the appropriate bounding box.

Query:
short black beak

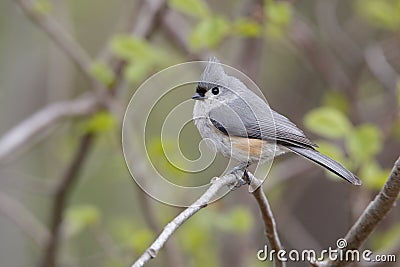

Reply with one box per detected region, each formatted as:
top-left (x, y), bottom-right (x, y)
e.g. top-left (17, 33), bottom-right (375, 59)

top-left (192, 92), bottom-right (205, 100)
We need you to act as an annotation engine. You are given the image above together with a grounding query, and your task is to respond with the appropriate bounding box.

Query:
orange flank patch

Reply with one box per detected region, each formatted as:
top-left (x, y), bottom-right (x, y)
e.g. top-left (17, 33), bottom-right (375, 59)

top-left (231, 136), bottom-right (264, 157)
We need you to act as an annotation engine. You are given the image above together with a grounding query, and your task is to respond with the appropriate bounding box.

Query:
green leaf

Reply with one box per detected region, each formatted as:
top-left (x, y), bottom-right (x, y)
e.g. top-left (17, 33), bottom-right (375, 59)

top-left (111, 219), bottom-right (155, 252)
top-left (359, 160), bottom-right (390, 189)
top-left (266, 2), bottom-right (292, 26)
top-left (219, 206), bottom-right (253, 233)
top-left (146, 138), bottom-right (187, 184)
top-left (304, 107), bottom-right (353, 138)
top-left (177, 214), bottom-right (218, 267)
top-left (65, 205), bottom-right (101, 236)
top-left (129, 229), bottom-right (155, 251)
top-left (104, 259), bottom-right (125, 267)
top-left (233, 18), bottom-right (261, 37)
top-left (189, 16), bottom-right (230, 50)
top-left (168, 0), bottom-right (209, 19)
top-left (355, 0), bottom-right (400, 31)
top-left (124, 62), bottom-right (152, 83)
top-left (346, 124), bottom-right (383, 163)
top-left (85, 111), bottom-right (116, 134)
top-left (264, 1), bottom-right (292, 39)
top-left (90, 61), bottom-right (115, 87)
top-left (110, 35), bottom-right (169, 82)
top-left (323, 90), bottom-right (350, 114)
top-left (111, 219), bottom-right (137, 245)
top-left (33, 0), bottom-right (52, 15)
top-left (371, 223), bottom-right (400, 251)
top-left (179, 217), bottom-right (210, 249)
top-left (265, 24), bottom-right (286, 39)
top-left (110, 35), bottom-right (153, 61)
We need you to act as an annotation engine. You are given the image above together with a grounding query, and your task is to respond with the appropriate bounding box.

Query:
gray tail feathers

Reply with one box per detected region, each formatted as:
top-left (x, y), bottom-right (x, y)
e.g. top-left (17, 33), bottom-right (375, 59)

top-left (286, 146), bottom-right (361, 185)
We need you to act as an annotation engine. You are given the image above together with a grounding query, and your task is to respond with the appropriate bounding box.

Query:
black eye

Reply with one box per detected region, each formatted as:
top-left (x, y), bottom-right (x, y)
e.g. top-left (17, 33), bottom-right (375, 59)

top-left (211, 87), bottom-right (219, 95)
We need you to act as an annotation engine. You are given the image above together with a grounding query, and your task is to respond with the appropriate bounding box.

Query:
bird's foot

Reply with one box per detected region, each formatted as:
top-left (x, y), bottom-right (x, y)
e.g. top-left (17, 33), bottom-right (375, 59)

top-left (228, 162), bottom-right (250, 175)
top-left (228, 163), bottom-right (251, 190)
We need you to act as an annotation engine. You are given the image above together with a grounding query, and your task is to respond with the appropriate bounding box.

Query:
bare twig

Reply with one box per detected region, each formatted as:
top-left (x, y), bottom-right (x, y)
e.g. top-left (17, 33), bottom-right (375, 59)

top-left (237, 0), bottom-right (264, 81)
top-left (4, 0), bottom-right (167, 163)
top-left (315, 0), bottom-right (362, 67)
top-left (0, 191), bottom-right (50, 248)
top-left (41, 133), bottom-right (94, 267)
top-left (6, 1), bottom-right (167, 267)
top-left (289, 15), bottom-right (351, 90)
top-left (90, 224), bottom-right (123, 260)
top-left (135, 188), bottom-right (184, 267)
top-left (15, 0), bottom-right (95, 85)
top-left (99, 0), bottom-right (166, 63)
top-left (248, 173), bottom-right (286, 267)
top-left (132, 0), bottom-right (166, 37)
top-left (315, 156), bottom-right (400, 267)
top-left (364, 44), bottom-right (399, 92)
top-left (0, 95), bottom-right (98, 163)
top-left (161, 9), bottom-right (206, 61)
top-left (106, 0), bottom-right (166, 97)
top-left (38, 1), bottom-right (168, 266)
top-left (131, 172), bottom-right (242, 267)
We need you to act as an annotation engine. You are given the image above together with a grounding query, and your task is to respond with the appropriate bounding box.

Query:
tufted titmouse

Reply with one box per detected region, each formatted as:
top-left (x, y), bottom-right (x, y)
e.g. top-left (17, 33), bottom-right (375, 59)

top-left (192, 58), bottom-right (361, 185)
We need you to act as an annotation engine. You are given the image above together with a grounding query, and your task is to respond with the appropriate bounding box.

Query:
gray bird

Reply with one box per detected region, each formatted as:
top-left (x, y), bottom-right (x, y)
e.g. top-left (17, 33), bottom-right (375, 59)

top-left (192, 57), bottom-right (361, 185)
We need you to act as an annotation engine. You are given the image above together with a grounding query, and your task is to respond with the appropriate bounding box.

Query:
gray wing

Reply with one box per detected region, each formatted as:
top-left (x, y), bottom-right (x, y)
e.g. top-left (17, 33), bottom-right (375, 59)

top-left (209, 97), bottom-right (317, 148)
top-left (208, 97), bottom-right (362, 185)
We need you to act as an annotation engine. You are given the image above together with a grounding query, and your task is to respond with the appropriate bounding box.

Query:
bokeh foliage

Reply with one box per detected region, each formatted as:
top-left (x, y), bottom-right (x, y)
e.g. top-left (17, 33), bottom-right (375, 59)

top-left (0, 0), bottom-right (399, 267)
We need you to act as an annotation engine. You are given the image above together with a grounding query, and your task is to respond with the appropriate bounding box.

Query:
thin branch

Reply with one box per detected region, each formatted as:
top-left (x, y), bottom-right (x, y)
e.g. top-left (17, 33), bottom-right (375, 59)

top-left (135, 188), bottom-right (184, 267)
top-left (289, 15), bottom-right (351, 90)
top-left (0, 95), bottom-right (98, 163)
top-left (315, 0), bottom-right (363, 67)
top-left (316, 156), bottom-right (400, 267)
top-left (248, 173), bottom-right (286, 267)
top-left (131, 0), bottom-right (166, 38)
top-left (0, 191), bottom-right (50, 248)
top-left (107, 0), bottom-right (167, 96)
top-left (40, 133), bottom-right (94, 267)
top-left (131, 171), bottom-right (242, 267)
top-left (37, 1), bottom-right (165, 266)
top-left (3, 0), bottom-right (167, 163)
top-left (15, 0), bottom-right (95, 85)
top-left (99, 0), bottom-right (166, 64)
top-left (364, 44), bottom-right (399, 92)
top-left (89, 224), bottom-right (123, 260)
top-left (161, 9), bottom-right (206, 61)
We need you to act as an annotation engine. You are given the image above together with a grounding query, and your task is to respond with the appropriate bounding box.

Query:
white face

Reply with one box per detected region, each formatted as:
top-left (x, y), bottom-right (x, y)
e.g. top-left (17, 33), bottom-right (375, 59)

top-left (193, 82), bottom-right (237, 108)
top-left (194, 65), bottom-right (248, 112)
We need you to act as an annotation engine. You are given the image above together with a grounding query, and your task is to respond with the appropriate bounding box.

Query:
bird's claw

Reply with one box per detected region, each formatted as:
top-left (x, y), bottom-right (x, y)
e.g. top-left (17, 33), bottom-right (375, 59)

top-left (228, 169), bottom-right (251, 190)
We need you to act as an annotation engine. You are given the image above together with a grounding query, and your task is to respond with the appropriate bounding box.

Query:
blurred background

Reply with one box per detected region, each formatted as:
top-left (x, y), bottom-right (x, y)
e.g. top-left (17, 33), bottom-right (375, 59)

top-left (0, 0), bottom-right (400, 266)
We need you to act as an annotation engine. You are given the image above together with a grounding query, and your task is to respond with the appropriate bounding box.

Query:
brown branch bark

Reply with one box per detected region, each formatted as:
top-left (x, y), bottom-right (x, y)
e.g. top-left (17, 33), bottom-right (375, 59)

top-left (15, 0), bottom-right (95, 87)
top-left (315, 156), bottom-right (400, 267)
top-left (289, 15), bottom-right (351, 90)
top-left (161, 9), bottom-right (206, 61)
top-left (248, 173), bottom-right (286, 267)
top-left (135, 188), bottom-right (184, 267)
top-left (0, 191), bottom-right (50, 248)
top-left (32, 1), bottom-right (168, 266)
top-left (0, 95), bottom-right (99, 163)
top-left (40, 133), bottom-right (94, 267)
